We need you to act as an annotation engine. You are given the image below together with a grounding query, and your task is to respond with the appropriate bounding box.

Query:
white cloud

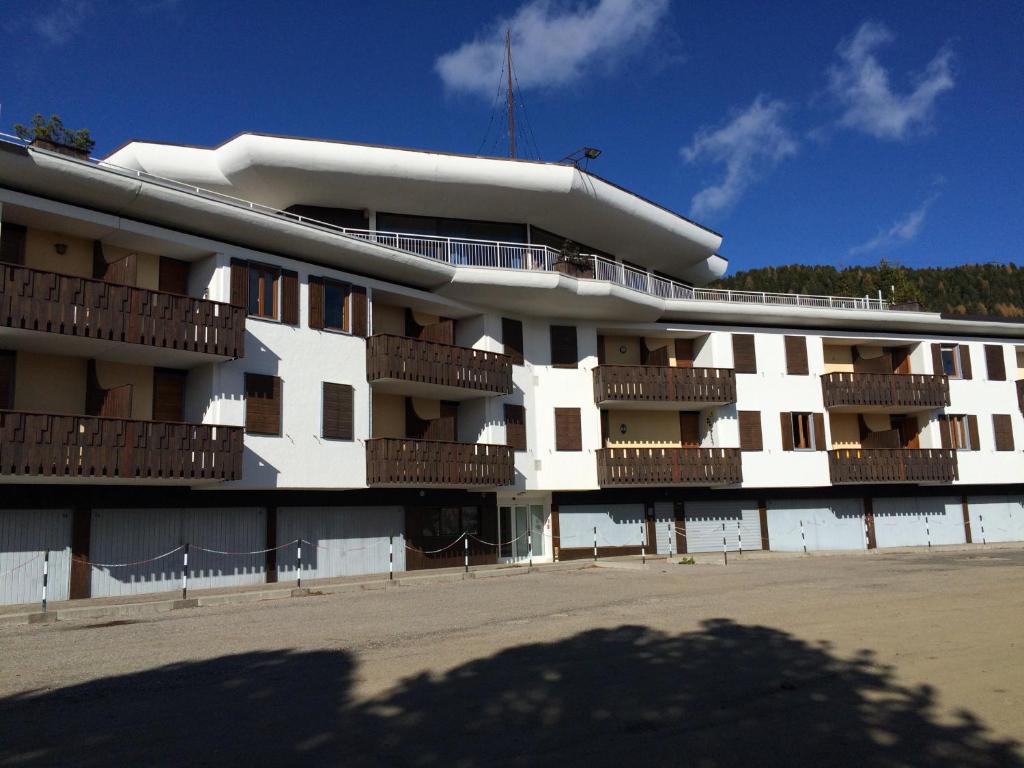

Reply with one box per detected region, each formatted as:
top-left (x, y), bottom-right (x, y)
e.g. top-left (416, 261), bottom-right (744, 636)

top-left (681, 95), bottom-right (798, 219)
top-left (31, 0), bottom-right (94, 45)
top-left (435, 0), bottom-right (669, 96)
top-left (828, 21), bottom-right (954, 140)
top-left (848, 193), bottom-right (939, 256)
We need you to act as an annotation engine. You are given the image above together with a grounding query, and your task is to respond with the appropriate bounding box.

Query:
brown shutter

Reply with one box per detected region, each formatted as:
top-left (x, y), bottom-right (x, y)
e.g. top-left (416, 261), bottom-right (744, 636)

top-left (280, 269), bottom-right (299, 325)
top-left (152, 368), bottom-right (186, 422)
top-left (554, 407), bottom-right (582, 451)
top-left (738, 411), bottom-right (763, 451)
top-left (596, 334), bottom-right (606, 365)
top-left (732, 334), bottom-right (757, 374)
top-left (967, 414), bottom-right (980, 451)
top-left (992, 414), bottom-right (1014, 451)
top-left (679, 412), bottom-right (701, 447)
top-left (550, 325), bottom-right (578, 369)
top-left (158, 257), bottom-right (190, 295)
top-left (350, 285), bottom-right (368, 337)
top-left (245, 373), bottom-right (282, 435)
top-left (813, 412), bottom-right (826, 451)
top-left (502, 318), bottom-right (524, 365)
top-left (308, 276), bottom-right (324, 330)
top-left (779, 412), bottom-right (794, 451)
top-left (322, 382), bottom-right (354, 440)
top-left (984, 344), bottom-right (1006, 381)
top-left (504, 404), bottom-right (526, 451)
top-left (0, 350), bottom-right (15, 409)
top-left (959, 345), bottom-right (973, 379)
top-left (784, 336), bottom-right (808, 375)
top-left (939, 416), bottom-right (952, 449)
top-left (0, 223), bottom-right (26, 265)
top-left (230, 259), bottom-right (249, 308)
top-left (931, 343), bottom-right (944, 375)
top-left (673, 339), bottom-right (694, 368)
top-left (85, 360), bottom-right (133, 418)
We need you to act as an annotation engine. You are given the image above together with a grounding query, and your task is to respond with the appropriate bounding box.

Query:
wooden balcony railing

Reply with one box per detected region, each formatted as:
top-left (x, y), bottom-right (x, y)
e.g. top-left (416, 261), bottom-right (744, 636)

top-left (0, 262), bottom-right (245, 358)
top-left (828, 448), bottom-right (958, 484)
top-left (821, 372), bottom-right (949, 410)
top-left (366, 334), bottom-right (512, 395)
top-left (596, 447), bottom-right (742, 486)
top-left (593, 365), bottom-right (736, 405)
top-left (0, 410), bottom-right (243, 481)
top-left (366, 437), bottom-right (514, 487)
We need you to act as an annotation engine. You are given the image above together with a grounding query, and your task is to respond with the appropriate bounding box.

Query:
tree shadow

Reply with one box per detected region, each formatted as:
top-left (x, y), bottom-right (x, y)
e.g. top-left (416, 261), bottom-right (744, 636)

top-left (1, 620), bottom-right (1019, 767)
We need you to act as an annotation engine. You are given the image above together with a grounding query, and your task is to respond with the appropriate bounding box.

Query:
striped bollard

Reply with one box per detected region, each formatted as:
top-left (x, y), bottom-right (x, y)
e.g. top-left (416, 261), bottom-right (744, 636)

top-left (464, 535), bottom-right (469, 574)
top-left (640, 523), bottom-right (646, 566)
top-left (389, 536), bottom-right (394, 581)
top-left (925, 516), bottom-right (931, 549)
top-left (980, 514), bottom-right (986, 545)
top-left (722, 522), bottom-right (728, 566)
top-left (296, 540), bottom-right (302, 589)
top-left (593, 526), bottom-right (598, 561)
top-left (181, 543), bottom-right (189, 600)
top-left (738, 519), bottom-right (743, 555)
top-left (41, 550), bottom-right (49, 613)
top-left (800, 520), bottom-right (807, 554)
top-left (667, 522), bottom-right (673, 558)
top-left (528, 529), bottom-right (533, 568)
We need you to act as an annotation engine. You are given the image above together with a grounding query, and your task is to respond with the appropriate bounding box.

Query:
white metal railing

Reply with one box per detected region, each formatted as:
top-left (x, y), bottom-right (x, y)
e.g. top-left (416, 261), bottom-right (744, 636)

top-left (2, 132), bottom-right (890, 312)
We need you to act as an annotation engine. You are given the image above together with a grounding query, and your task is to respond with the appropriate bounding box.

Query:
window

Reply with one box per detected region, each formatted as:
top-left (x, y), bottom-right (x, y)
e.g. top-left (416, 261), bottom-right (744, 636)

top-left (940, 345), bottom-right (961, 378)
top-left (421, 506), bottom-right (480, 537)
top-left (550, 325), bottom-right (578, 369)
top-left (945, 415), bottom-right (972, 450)
top-left (322, 382), bottom-right (354, 440)
top-left (505, 403), bottom-right (527, 451)
top-left (502, 318), bottom-right (524, 365)
top-left (738, 411), bottom-right (763, 451)
top-left (554, 407), bottom-right (582, 451)
top-left (784, 335), bottom-right (809, 375)
top-left (992, 414), bottom-right (1015, 452)
top-left (244, 373), bottom-right (282, 435)
top-left (247, 263), bottom-right (279, 319)
top-left (791, 412), bottom-right (814, 450)
top-left (324, 280), bottom-right (350, 332)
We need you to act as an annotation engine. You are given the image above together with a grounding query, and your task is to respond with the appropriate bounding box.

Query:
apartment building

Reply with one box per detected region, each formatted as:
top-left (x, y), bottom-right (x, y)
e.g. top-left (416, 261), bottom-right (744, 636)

top-left (0, 132), bottom-right (1022, 605)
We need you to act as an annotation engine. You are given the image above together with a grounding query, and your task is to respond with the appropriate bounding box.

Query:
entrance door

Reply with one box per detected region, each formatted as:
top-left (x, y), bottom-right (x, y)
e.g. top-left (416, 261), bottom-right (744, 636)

top-left (498, 504), bottom-right (546, 562)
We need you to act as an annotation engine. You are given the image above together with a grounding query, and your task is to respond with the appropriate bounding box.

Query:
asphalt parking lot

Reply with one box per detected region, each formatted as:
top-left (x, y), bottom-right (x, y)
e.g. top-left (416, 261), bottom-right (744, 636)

top-left (1, 549), bottom-right (1022, 767)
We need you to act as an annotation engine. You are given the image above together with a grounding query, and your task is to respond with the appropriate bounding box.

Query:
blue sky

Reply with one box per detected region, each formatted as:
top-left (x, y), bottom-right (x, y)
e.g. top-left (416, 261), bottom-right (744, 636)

top-left (2, 0), bottom-right (1021, 272)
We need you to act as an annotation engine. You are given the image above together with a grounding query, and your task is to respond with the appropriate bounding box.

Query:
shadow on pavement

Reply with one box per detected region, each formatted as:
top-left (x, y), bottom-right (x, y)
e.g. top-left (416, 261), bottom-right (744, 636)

top-left (1, 619), bottom-right (1020, 767)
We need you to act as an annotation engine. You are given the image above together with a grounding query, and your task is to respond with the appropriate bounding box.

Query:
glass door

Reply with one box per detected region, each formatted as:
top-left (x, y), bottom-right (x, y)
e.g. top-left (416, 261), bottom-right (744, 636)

top-left (498, 504), bottom-right (547, 562)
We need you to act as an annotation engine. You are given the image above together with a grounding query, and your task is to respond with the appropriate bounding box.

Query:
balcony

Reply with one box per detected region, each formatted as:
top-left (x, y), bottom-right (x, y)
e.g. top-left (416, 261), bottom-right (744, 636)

top-left (596, 447), bottom-right (742, 486)
top-left (0, 411), bottom-right (243, 482)
top-left (366, 334), bottom-right (512, 399)
top-left (821, 372), bottom-right (949, 412)
top-left (593, 365), bottom-right (736, 408)
top-left (366, 437), bottom-right (514, 487)
top-left (828, 448), bottom-right (958, 484)
top-left (0, 262), bottom-right (244, 362)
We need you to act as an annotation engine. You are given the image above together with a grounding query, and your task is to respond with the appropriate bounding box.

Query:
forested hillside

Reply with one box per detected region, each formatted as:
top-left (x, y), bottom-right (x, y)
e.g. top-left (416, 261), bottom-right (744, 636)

top-left (711, 261), bottom-right (1024, 316)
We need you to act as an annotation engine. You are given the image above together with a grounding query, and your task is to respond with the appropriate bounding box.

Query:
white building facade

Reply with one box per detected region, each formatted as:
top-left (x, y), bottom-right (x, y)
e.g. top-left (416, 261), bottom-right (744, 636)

top-left (0, 132), bottom-right (1022, 604)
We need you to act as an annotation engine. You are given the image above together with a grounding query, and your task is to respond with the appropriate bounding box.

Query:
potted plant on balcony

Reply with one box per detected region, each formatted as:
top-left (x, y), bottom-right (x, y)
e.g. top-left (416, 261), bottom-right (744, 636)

top-left (14, 114), bottom-right (95, 159)
top-left (553, 239), bottom-right (595, 279)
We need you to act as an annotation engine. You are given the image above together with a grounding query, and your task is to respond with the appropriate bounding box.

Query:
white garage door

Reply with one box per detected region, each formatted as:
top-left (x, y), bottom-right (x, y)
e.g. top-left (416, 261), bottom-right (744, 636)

top-left (0, 509), bottom-right (72, 606)
top-left (277, 507), bottom-right (405, 580)
top-left (968, 496), bottom-right (1024, 544)
top-left (90, 508), bottom-right (266, 598)
top-left (684, 501), bottom-right (761, 553)
top-left (557, 504), bottom-right (646, 550)
top-left (767, 499), bottom-right (865, 552)
top-left (873, 497), bottom-right (965, 548)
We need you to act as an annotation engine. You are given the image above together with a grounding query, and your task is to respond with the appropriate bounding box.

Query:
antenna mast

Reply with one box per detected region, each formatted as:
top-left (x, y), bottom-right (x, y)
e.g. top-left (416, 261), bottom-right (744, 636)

top-left (506, 29), bottom-right (516, 159)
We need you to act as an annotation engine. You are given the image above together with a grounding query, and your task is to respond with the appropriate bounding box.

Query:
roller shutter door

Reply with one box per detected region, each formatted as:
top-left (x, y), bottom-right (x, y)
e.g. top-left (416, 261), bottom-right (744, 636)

top-left (767, 499), bottom-right (864, 552)
top-left (684, 501), bottom-right (760, 553)
top-left (557, 504), bottom-right (645, 550)
top-left (0, 509), bottom-right (72, 606)
top-left (873, 497), bottom-right (964, 548)
top-left (968, 496), bottom-right (1024, 544)
top-left (277, 507), bottom-right (405, 580)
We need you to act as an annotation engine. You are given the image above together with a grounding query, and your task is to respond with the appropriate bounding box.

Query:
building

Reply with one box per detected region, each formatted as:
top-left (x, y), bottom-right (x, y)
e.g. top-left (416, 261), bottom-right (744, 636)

top-left (1, 132), bottom-right (1022, 605)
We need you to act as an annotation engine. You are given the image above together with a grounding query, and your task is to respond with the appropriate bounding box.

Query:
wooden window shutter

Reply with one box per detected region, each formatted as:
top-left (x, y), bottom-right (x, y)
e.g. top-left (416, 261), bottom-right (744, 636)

top-left (504, 404), bottom-right (526, 451)
top-left (738, 411), bottom-right (763, 451)
top-left (554, 407), bottom-right (582, 451)
top-left (230, 259), bottom-right (249, 308)
top-left (152, 368), bottom-right (186, 423)
top-left (813, 413), bottom-right (826, 451)
top-left (0, 223), bottom-right (26, 265)
top-left (280, 270), bottom-right (299, 325)
top-left (245, 373), bottom-right (282, 435)
top-left (308, 276), bottom-right (324, 329)
top-left (931, 343), bottom-right (943, 375)
top-left (732, 334), bottom-right (757, 373)
top-left (550, 325), bottom-right (578, 369)
top-left (784, 336), bottom-right (808, 375)
top-left (959, 345), bottom-right (973, 380)
top-left (0, 350), bottom-right (15, 409)
top-left (779, 412), bottom-right (794, 451)
top-left (158, 257), bottom-right (190, 295)
top-left (502, 318), bottom-right (524, 365)
top-left (984, 344), bottom-right (1006, 381)
top-left (992, 414), bottom-right (1014, 451)
top-left (939, 416), bottom-right (952, 449)
top-left (596, 334), bottom-right (606, 365)
top-left (350, 285), bottom-right (369, 337)
top-left (967, 414), bottom-right (980, 451)
top-left (322, 382), bottom-right (354, 440)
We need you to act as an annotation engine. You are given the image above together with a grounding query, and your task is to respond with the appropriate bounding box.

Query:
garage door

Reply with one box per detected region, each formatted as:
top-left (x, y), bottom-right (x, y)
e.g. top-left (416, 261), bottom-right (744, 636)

top-left (873, 497), bottom-right (964, 548)
top-left (684, 501), bottom-right (761, 553)
top-left (767, 499), bottom-right (864, 552)
top-left (0, 509), bottom-right (72, 606)
top-left (968, 496), bottom-right (1024, 544)
top-left (277, 507), bottom-right (404, 580)
top-left (557, 504), bottom-right (646, 551)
